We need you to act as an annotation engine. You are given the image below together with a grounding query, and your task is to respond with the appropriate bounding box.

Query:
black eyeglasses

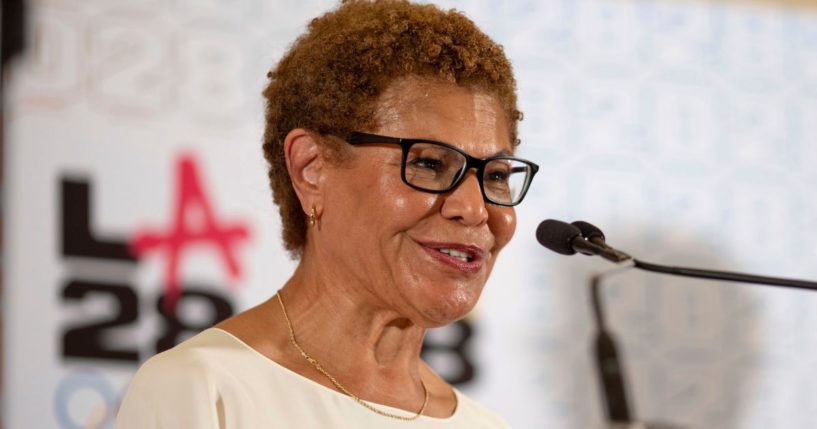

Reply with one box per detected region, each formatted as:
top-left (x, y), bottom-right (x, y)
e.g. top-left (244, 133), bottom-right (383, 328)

top-left (346, 132), bottom-right (539, 206)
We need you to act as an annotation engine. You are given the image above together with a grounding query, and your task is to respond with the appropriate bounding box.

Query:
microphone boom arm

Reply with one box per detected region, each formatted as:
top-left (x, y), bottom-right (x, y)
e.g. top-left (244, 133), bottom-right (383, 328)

top-left (631, 259), bottom-right (817, 291)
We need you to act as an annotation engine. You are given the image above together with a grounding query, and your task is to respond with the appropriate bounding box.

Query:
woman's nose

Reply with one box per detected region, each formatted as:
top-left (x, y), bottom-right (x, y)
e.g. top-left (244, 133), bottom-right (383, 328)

top-left (440, 172), bottom-right (489, 226)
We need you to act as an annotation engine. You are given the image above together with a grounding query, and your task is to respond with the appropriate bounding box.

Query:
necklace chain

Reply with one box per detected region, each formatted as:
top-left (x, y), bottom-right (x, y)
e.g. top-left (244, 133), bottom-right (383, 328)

top-left (275, 292), bottom-right (429, 421)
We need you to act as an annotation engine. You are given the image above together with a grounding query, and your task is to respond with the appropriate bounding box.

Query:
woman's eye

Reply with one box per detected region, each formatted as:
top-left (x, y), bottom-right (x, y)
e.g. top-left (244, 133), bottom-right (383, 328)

top-left (486, 169), bottom-right (510, 182)
top-left (409, 157), bottom-right (444, 171)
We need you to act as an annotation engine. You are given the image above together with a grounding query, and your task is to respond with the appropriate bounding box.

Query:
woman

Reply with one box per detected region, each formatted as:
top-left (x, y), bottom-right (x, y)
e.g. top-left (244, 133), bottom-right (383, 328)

top-left (116, 0), bottom-right (538, 427)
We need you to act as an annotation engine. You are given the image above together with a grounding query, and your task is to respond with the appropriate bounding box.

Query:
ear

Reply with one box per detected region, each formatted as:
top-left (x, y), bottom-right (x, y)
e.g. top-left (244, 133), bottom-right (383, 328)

top-left (283, 128), bottom-right (325, 216)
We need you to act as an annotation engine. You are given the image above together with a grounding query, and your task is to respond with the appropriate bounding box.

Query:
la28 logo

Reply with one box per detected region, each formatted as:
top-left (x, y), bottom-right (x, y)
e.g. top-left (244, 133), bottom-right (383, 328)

top-left (60, 156), bottom-right (246, 361)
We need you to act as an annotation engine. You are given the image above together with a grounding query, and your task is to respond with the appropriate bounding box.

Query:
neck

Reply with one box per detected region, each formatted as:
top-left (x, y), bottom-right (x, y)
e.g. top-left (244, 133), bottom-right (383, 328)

top-left (276, 254), bottom-right (427, 387)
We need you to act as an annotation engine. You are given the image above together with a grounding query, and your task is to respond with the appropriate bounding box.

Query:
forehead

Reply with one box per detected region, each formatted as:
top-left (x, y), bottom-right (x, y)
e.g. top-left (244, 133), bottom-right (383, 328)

top-left (373, 77), bottom-right (513, 157)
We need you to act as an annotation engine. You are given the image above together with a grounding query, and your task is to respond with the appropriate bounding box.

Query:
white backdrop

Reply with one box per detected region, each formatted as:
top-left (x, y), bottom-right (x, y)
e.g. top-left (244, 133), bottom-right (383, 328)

top-left (4, 1), bottom-right (817, 428)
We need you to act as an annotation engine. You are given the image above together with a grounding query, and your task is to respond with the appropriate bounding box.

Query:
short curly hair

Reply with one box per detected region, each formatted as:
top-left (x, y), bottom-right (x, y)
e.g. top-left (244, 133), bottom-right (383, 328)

top-left (262, 0), bottom-right (521, 257)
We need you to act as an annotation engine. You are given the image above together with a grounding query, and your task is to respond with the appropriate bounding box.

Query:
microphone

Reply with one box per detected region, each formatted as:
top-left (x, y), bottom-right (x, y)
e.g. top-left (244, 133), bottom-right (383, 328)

top-left (572, 220), bottom-right (606, 246)
top-left (536, 220), bottom-right (630, 263)
top-left (536, 219), bottom-right (594, 255)
top-left (572, 220), bottom-right (633, 262)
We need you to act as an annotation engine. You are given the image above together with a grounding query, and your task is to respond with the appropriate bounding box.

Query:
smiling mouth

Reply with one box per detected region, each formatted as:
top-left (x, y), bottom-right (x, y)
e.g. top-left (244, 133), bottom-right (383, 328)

top-left (418, 242), bottom-right (487, 274)
top-left (439, 247), bottom-right (473, 262)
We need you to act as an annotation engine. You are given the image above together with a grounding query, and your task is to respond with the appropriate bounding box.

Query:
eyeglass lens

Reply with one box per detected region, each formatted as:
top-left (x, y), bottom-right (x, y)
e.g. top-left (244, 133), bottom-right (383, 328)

top-left (405, 142), bottom-right (532, 204)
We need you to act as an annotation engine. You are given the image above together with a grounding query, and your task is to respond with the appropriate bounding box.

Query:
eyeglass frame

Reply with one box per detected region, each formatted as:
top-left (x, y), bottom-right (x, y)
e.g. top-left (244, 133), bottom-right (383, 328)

top-left (345, 131), bottom-right (539, 207)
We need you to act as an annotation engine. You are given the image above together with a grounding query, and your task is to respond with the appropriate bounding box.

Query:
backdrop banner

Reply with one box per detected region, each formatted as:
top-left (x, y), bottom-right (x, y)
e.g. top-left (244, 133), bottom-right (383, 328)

top-left (4, 1), bottom-right (817, 428)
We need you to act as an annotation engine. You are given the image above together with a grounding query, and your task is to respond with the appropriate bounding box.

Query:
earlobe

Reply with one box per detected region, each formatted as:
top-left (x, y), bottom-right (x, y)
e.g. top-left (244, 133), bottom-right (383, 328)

top-left (283, 129), bottom-right (324, 215)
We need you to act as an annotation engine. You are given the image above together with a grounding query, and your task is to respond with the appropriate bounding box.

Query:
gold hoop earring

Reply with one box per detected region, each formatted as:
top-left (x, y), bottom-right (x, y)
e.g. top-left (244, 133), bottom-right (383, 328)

top-left (308, 207), bottom-right (316, 227)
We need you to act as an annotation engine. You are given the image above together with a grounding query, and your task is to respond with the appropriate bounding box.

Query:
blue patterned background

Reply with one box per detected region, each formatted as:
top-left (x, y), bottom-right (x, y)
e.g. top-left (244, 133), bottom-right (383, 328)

top-left (459, 1), bottom-right (817, 427)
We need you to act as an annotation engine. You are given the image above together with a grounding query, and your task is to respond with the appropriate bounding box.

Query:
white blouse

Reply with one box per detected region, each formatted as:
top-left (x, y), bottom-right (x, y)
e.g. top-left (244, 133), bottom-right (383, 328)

top-left (116, 328), bottom-right (510, 428)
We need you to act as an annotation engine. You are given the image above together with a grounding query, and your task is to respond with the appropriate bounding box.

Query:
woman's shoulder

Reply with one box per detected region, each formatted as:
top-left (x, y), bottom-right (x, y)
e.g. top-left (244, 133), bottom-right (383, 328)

top-left (117, 328), bottom-right (292, 428)
top-left (134, 329), bottom-right (244, 377)
top-left (123, 329), bottom-right (254, 395)
top-left (152, 328), bottom-right (245, 359)
top-left (116, 329), bottom-right (246, 428)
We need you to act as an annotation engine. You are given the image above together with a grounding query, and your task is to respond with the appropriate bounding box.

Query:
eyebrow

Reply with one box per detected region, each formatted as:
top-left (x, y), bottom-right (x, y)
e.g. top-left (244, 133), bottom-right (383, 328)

top-left (491, 149), bottom-right (514, 157)
top-left (412, 136), bottom-right (515, 158)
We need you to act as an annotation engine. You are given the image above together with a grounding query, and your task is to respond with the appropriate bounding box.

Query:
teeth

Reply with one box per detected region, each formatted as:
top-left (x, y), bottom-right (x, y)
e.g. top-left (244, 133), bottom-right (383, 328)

top-left (440, 248), bottom-right (471, 262)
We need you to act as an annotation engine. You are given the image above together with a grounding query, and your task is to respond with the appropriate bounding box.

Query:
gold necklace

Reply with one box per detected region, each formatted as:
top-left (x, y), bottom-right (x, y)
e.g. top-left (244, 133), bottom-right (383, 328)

top-left (275, 292), bottom-right (429, 421)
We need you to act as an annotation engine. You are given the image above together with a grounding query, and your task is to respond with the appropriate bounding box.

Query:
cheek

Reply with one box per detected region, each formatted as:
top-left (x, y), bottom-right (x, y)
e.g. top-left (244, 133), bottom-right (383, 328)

top-left (489, 207), bottom-right (517, 251)
top-left (356, 168), bottom-right (438, 237)
top-left (390, 190), bottom-right (411, 213)
top-left (379, 175), bottom-right (436, 217)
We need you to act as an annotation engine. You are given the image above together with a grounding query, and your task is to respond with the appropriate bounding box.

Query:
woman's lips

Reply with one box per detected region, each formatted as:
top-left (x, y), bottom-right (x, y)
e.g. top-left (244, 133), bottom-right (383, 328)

top-left (417, 242), bottom-right (487, 274)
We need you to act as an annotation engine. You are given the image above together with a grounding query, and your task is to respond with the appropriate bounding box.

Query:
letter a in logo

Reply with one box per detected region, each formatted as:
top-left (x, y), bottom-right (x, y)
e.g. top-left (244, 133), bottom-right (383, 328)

top-left (131, 155), bottom-right (250, 312)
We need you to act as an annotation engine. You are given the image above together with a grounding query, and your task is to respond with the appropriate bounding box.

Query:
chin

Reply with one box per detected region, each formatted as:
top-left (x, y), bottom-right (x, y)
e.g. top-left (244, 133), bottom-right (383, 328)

top-left (414, 283), bottom-right (484, 327)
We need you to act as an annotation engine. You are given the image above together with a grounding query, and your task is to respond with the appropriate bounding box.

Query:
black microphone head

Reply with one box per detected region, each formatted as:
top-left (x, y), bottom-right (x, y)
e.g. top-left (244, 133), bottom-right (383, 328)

top-left (572, 220), bottom-right (606, 242)
top-left (536, 219), bottom-right (582, 255)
